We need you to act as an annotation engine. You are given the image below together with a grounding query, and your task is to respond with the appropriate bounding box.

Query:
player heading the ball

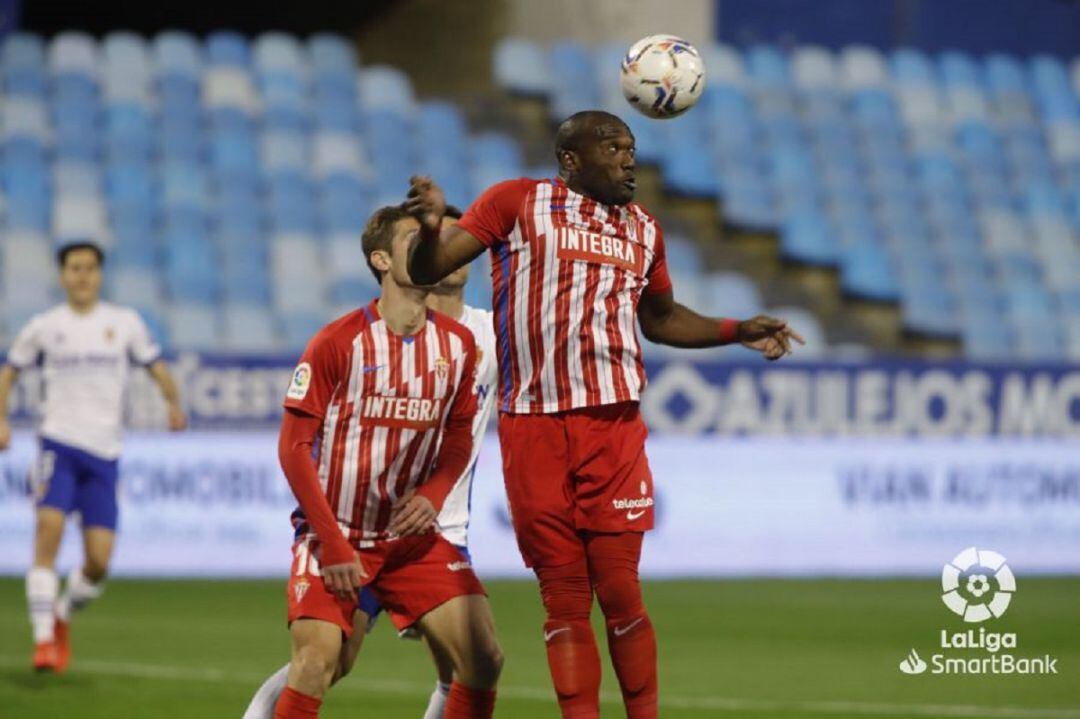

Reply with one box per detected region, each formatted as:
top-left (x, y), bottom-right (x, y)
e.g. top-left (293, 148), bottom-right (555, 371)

top-left (406, 111), bottom-right (803, 719)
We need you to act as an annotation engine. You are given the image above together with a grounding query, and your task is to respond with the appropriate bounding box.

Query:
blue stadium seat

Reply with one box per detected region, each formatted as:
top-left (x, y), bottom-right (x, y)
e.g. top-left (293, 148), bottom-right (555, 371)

top-left (702, 273), bottom-right (762, 318)
top-left (891, 48), bottom-right (936, 86)
top-left (746, 45), bottom-right (788, 88)
top-left (167, 303), bottom-right (219, 349)
top-left (206, 31), bottom-right (250, 66)
top-left (153, 32), bottom-right (201, 77)
top-left (494, 37), bottom-right (550, 97)
top-left (2, 33), bottom-right (46, 70)
top-left (220, 304), bottom-right (279, 351)
top-left (359, 66), bottom-right (415, 116)
top-left (940, 51), bottom-right (982, 89)
top-left (254, 32), bottom-right (305, 75)
top-left (549, 41), bottom-right (597, 119)
top-left (260, 71), bottom-right (307, 110)
top-left (308, 34), bottom-right (356, 75)
top-left (4, 66), bottom-right (47, 97)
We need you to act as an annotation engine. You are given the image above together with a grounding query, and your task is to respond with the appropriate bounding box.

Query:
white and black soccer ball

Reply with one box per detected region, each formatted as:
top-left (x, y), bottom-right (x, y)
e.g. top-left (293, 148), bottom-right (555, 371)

top-left (620, 34), bottom-right (706, 119)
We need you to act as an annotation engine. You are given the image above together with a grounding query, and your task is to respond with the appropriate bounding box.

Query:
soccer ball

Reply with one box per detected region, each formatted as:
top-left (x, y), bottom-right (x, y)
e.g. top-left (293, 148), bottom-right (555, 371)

top-left (620, 35), bottom-right (705, 119)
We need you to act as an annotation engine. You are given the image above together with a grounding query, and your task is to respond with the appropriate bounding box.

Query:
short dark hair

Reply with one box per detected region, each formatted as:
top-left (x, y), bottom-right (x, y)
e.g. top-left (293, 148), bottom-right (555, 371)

top-left (445, 205), bottom-right (463, 220)
top-left (361, 205), bottom-right (412, 283)
top-left (555, 110), bottom-right (630, 157)
top-left (57, 241), bottom-right (105, 268)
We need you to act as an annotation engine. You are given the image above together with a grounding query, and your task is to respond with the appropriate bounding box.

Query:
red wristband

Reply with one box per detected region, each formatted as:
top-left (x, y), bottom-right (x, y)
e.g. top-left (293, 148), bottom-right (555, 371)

top-left (719, 318), bottom-right (740, 345)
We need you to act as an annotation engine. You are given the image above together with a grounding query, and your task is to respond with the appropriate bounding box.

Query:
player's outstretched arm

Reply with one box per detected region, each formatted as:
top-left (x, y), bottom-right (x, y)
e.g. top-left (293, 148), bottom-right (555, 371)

top-left (637, 289), bottom-right (804, 361)
top-left (405, 175), bottom-right (486, 286)
top-left (0, 364), bottom-right (19, 451)
top-left (147, 360), bottom-right (187, 431)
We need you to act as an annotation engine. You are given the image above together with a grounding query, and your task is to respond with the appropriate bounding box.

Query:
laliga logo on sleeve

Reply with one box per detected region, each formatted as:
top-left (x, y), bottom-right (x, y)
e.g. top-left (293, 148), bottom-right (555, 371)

top-left (287, 362), bottom-right (312, 400)
top-left (941, 547), bottom-right (1015, 623)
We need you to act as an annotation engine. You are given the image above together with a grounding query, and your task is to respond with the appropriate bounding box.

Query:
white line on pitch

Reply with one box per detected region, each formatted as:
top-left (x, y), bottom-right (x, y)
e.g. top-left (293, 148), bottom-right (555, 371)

top-left (0, 656), bottom-right (1077, 719)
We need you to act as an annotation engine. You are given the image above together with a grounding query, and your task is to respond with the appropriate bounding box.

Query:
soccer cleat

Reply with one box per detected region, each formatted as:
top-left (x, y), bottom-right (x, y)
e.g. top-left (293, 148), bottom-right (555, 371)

top-left (32, 641), bottom-right (59, 672)
top-left (53, 618), bottom-right (71, 673)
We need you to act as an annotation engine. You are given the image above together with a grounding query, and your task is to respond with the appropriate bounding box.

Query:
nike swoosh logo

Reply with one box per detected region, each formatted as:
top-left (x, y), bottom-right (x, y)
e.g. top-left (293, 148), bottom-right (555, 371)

top-left (543, 627), bottom-right (570, 642)
top-left (627, 509), bottom-right (646, 521)
top-left (613, 618), bottom-right (644, 637)
top-left (362, 365), bottom-right (384, 374)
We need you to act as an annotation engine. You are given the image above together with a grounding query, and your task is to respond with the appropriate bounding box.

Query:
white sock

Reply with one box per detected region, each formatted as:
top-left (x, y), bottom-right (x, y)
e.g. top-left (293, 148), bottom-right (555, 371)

top-left (422, 680), bottom-right (451, 719)
top-left (242, 663), bottom-right (291, 719)
top-left (26, 567), bottom-right (58, 643)
top-left (55, 567), bottom-right (104, 622)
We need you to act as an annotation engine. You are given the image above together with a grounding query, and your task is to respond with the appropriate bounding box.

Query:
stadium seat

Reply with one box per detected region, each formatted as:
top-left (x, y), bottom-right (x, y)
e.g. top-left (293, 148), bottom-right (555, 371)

top-left (206, 31), bottom-right (250, 67)
top-left (153, 31), bottom-right (202, 77)
top-left (167, 303), bottom-right (219, 349)
top-left (493, 37), bottom-right (550, 97)
top-left (308, 34), bottom-right (357, 75)
top-left (221, 304), bottom-right (280, 352)
top-left (2, 33), bottom-right (46, 70)
top-left (359, 66), bottom-right (415, 116)
top-left (791, 46), bottom-right (835, 90)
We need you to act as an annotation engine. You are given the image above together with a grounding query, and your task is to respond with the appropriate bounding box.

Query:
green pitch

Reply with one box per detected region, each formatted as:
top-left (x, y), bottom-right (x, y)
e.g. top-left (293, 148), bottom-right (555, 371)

top-left (0, 578), bottom-right (1077, 718)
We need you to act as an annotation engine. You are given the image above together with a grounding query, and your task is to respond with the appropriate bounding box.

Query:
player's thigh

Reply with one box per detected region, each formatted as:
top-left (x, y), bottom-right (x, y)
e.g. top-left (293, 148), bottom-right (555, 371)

top-left (570, 402), bottom-right (655, 533)
top-left (81, 526), bottom-right (116, 580)
top-left (74, 454), bottom-right (120, 534)
top-left (497, 412), bottom-right (583, 567)
top-left (33, 441), bottom-right (77, 520)
top-left (425, 633), bottom-right (456, 685)
top-left (416, 594), bottom-right (502, 684)
top-left (32, 507), bottom-right (67, 566)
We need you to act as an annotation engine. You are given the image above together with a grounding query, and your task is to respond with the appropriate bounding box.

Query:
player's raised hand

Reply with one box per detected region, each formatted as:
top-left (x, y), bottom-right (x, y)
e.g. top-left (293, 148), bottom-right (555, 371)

top-left (390, 490), bottom-right (438, 537)
top-left (404, 175), bottom-right (447, 233)
top-left (167, 403), bottom-right (187, 432)
top-left (738, 315), bottom-right (805, 361)
top-left (321, 553), bottom-right (367, 601)
top-left (0, 418), bottom-right (10, 451)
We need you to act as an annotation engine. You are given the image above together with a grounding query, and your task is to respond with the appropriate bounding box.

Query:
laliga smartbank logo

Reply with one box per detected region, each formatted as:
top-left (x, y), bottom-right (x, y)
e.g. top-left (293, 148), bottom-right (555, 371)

top-left (899, 547), bottom-right (1058, 676)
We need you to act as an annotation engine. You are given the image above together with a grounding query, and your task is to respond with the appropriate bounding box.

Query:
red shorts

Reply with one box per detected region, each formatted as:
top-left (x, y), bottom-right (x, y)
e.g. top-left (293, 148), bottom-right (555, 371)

top-left (498, 401), bottom-right (654, 568)
top-left (286, 533), bottom-right (485, 636)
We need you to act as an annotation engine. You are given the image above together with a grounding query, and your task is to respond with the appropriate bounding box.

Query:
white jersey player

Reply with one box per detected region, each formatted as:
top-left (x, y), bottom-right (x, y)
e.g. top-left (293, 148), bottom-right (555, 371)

top-left (0, 242), bottom-right (187, 673)
top-left (243, 208), bottom-right (499, 719)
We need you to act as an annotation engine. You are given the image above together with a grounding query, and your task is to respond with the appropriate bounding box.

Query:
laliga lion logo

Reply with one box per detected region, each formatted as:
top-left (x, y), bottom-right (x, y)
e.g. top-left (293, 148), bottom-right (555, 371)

top-left (941, 547), bottom-right (1016, 623)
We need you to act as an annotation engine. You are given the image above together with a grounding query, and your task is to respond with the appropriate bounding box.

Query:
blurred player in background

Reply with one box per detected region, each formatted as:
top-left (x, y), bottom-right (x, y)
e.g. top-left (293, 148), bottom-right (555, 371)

top-left (0, 241), bottom-right (186, 672)
top-left (242, 207), bottom-right (499, 719)
top-left (407, 111), bottom-right (804, 719)
top-left (270, 207), bottom-right (502, 719)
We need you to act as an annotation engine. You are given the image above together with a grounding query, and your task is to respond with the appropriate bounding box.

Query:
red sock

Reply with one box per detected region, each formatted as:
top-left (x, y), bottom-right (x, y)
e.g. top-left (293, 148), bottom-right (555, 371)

top-left (443, 682), bottom-right (496, 719)
top-left (273, 687), bottom-right (322, 719)
top-left (586, 532), bottom-right (658, 719)
top-left (536, 560), bottom-right (601, 719)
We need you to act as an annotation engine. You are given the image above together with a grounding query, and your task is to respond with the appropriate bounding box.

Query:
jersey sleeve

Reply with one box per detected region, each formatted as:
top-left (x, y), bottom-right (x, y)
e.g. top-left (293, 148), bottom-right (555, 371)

top-left (283, 329), bottom-right (343, 419)
top-left (5, 315), bottom-right (42, 369)
top-left (643, 222), bottom-right (673, 296)
top-left (126, 309), bottom-right (163, 366)
top-left (456, 178), bottom-right (534, 248)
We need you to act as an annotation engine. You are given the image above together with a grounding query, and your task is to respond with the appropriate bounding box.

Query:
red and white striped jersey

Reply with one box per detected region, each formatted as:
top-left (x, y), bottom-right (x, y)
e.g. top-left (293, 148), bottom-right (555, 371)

top-left (284, 300), bottom-right (478, 546)
top-left (458, 177), bottom-right (672, 414)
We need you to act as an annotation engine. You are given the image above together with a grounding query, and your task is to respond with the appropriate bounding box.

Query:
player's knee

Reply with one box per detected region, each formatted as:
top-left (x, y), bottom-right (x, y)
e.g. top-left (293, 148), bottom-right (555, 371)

top-left (537, 561), bottom-right (593, 621)
top-left (464, 638), bottom-right (504, 688)
top-left (594, 572), bottom-right (644, 621)
top-left (82, 560), bottom-right (109, 583)
top-left (293, 644), bottom-right (338, 690)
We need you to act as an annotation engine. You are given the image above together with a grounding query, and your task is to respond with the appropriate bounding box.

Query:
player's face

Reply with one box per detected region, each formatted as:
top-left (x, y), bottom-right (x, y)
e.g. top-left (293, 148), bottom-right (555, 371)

top-left (59, 249), bottom-right (102, 306)
top-left (434, 217), bottom-right (470, 291)
top-left (578, 123), bottom-right (637, 206)
top-left (386, 216), bottom-right (426, 288)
